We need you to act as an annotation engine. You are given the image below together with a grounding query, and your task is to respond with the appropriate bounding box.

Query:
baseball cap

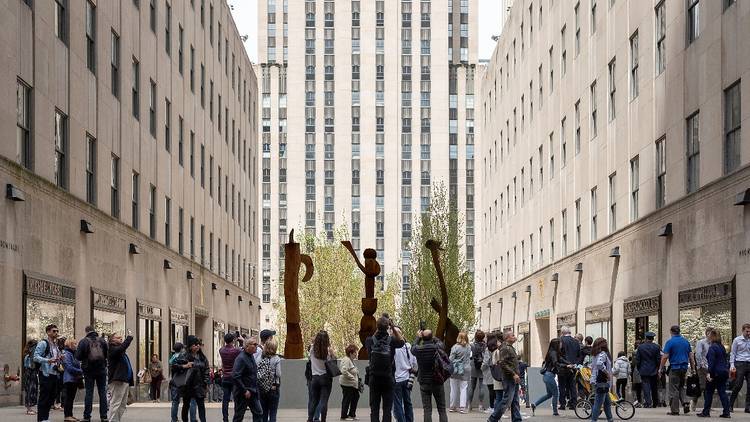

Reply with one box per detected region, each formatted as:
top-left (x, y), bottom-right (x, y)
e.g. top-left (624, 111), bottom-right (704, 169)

top-left (260, 329), bottom-right (276, 342)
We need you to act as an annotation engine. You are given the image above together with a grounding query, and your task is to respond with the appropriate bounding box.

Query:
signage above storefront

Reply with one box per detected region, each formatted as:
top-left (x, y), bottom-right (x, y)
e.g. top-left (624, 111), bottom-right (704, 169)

top-left (623, 294), bottom-right (661, 319)
top-left (25, 272), bottom-right (76, 304)
top-left (214, 320), bottom-right (226, 332)
top-left (92, 290), bottom-right (126, 314)
top-left (503, 325), bottom-right (513, 332)
top-left (0, 239), bottom-right (19, 252)
top-left (679, 278), bottom-right (735, 309)
top-left (535, 309), bottom-right (551, 319)
top-left (556, 311), bottom-right (577, 328)
top-left (137, 301), bottom-right (162, 320)
top-left (170, 309), bottom-right (189, 326)
top-left (194, 306), bottom-right (209, 317)
top-left (586, 304), bottom-right (612, 323)
top-left (518, 321), bottom-right (530, 333)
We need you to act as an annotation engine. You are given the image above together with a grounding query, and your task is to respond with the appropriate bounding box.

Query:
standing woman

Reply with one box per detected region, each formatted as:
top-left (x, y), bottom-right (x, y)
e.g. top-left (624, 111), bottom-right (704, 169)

top-left (696, 329), bottom-right (730, 418)
top-left (481, 334), bottom-right (499, 414)
top-left (589, 338), bottom-right (614, 422)
top-left (468, 330), bottom-right (487, 411)
top-left (176, 336), bottom-right (210, 422)
top-left (449, 331), bottom-right (472, 413)
top-left (149, 353), bottom-right (164, 402)
top-left (258, 338), bottom-right (282, 422)
top-left (61, 338), bottom-right (83, 422)
top-left (22, 339), bottom-right (39, 415)
top-left (339, 344), bottom-right (360, 421)
top-left (308, 330), bottom-right (335, 422)
top-left (531, 338), bottom-right (569, 416)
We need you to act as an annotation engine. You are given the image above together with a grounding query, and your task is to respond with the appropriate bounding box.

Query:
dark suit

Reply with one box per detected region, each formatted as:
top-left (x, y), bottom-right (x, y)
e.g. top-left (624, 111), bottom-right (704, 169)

top-left (231, 350), bottom-right (262, 422)
top-left (558, 336), bottom-right (581, 409)
top-left (635, 341), bottom-right (662, 408)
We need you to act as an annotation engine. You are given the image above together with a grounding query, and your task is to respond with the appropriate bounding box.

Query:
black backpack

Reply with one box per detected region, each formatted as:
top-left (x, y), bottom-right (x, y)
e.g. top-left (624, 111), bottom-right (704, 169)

top-left (88, 338), bottom-right (105, 364)
top-left (471, 342), bottom-right (486, 371)
top-left (369, 336), bottom-right (393, 378)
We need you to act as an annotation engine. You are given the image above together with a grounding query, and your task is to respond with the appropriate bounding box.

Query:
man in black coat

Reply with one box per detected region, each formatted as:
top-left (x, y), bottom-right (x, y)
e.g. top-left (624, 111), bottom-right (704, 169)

top-left (76, 326), bottom-right (109, 422)
top-left (635, 332), bottom-right (662, 408)
top-left (365, 315), bottom-right (405, 422)
top-left (558, 326), bottom-right (581, 410)
top-left (107, 331), bottom-right (134, 422)
top-left (232, 336), bottom-right (262, 422)
top-left (412, 329), bottom-right (449, 422)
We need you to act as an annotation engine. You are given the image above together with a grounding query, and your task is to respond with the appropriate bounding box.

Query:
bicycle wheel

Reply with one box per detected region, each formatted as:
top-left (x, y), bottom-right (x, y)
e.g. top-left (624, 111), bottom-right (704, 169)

top-left (615, 400), bottom-right (636, 420)
top-left (575, 399), bottom-right (592, 420)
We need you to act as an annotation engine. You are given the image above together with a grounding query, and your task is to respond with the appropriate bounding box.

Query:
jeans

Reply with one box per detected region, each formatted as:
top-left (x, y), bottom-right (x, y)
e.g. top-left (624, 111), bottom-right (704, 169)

top-left (308, 375), bottom-right (332, 422)
top-left (668, 368), bottom-right (688, 414)
top-left (488, 381), bottom-right (521, 422)
top-left (730, 361), bottom-right (750, 411)
top-left (449, 378), bottom-right (468, 409)
top-left (486, 384), bottom-right (496, 409)
top-left (37, 374), bottom-right (58, 422)
top-left (221, 380), bottom-right (234, 421)
top-left (419, 383), bottom-right (448, 422)
top-left (83, 372), bottom-right (108, 420)
top-left (640, 375), bottom-right (659, 408)
top-left (63, 382), bottom-right (78, 418)
top-left (260, 387), bottom-right (280, 422)
top-left (632, 383), bottom-right (642, 403)
top-left (393, 380), bottom-right (413, 422)
top-left (557, 369), bottom-right (577, 408)
top-left (232, 391), bottom-right (262, 422)
top-left (591, 386), bottom-right (613, 422)
top-left (701, 372), bottom-right (730, 416)
top-left (468, 376), bottom-right (486, 408)
top-left (341, 385), bottom-right (360, 419)
top-left (533, 372), bottom-right (559, 414)
top-left (171, 385), bottom-right (197, 422)
top-left (182, 394), bottom-right (206, 422)
top-left (150, 376), bottom-right (163, 400)
top-left (369, 378), bottom-right (395, 422)
top-left (615, 379), bottom-right (627, 400)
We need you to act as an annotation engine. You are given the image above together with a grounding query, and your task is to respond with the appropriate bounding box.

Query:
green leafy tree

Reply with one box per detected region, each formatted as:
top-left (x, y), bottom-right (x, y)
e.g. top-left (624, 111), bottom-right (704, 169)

top-left (400, 183), bottom-right (476, 340)
top-left (275, 226), bottom-right (398, 356)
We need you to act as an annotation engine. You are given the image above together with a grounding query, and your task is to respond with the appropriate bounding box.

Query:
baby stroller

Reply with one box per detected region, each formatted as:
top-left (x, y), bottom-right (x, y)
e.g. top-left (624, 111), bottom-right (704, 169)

top-left (573, 366), bottom-right (635, 420)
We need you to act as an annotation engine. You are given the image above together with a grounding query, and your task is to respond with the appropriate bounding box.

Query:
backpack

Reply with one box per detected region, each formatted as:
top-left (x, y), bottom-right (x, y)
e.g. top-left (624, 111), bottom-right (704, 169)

top-left (30, 340), bottom-right (51, 371)
top-left (257, 356), bottom-right (275, 393)
top-left (88, 338), bottom-right (105, 364)
top-left (433, 347), bottom-right (453, 385)
top-left (368, 336), bottom-right (393, 378)
top-left (471, 342), bottom-right (486, 371)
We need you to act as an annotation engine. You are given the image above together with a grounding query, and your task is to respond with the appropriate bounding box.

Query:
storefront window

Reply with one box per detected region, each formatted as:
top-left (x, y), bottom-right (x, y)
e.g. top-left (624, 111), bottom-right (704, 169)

top-left (585, 321), bottom-right (610, 343)
top-left (137, 302), bottom-right (162, 401)
top-left (585, 305), bottom-right (612, 345)
top-left (678, 280), bottom-right (735, 350)
top-left (92, 291), bottom-right (127, 338)
top-left (170, 309), bottom-right (190, 350)
top-left (26, 297), bottom-right (75, 341)
top-left (213, 321), bottom-right (226, 367)
top-left (517, 322), bottom-right (530, 364)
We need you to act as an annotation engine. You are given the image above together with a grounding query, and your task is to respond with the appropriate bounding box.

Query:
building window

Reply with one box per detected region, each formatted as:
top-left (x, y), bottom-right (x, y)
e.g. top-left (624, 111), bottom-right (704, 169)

top-left (178, 207), bottom-right (184, 255)
top-left (16, 80), bottom-right (32, 169)
top-left (560, 26), bottom-right (567, 76)
top-left (149, 80), bottom-right (157, 137)
top-left (574, 101), bottom-right (581, 154)
top-left (178, 117), bottom-right (184, 164)
top-left (164, 99), bottom-right (171, 151)
top-left (111, 155), bottom-right (120, 218)
top-left (575, 198), bottom-right (581, 249)
top-left (591, 187), bottom-right (598, 241)
top-left (590, 81), bottom-right (597, 138)
top-left (630, 156), bottom-right (639, 221)
top-left (608, 59), bottom-right (616, 121)
top-left (149, 185), bottom-right (156, 239)
top-left (132, 58), bottom-right (139, 119)
top-left (54, 0), bottom-right (67, 43)
top-left (686, 112), bottom-right (700, 193)
top-left (190, 46), bottom-right (195, 92)
top-left (132, 172), bottom-right (140, 229)
top-left (111, 31), bottom-right (120, 98)
top-left (561, 209), bottom-right (568, 256)
top-left (724, 81), bottom-right (741, 174)
top-left (590, 0), bottom-right (597, 34)
top-left (149, 0), bottom-right (157, 32)
top-left (86, 1), bottom-right (96, 72)
top-left (165, 2), bottom-right (171, 54)
top-left (630, 31), bottom-right (639, 99)
top-left (165, 197), bottom-right (171, 247)
top-left (655, 137), bottom-right (666, 208)
top-left (655, 1), bottom-right (666, 75)
top-left (574, 3), bottom-right (580, 56)
top-left (178, 25), bottom-right (184, 74)
top-left (724, 0), bottom-right (736, 10)
top-left (608, 174), bottom-right (616, 233)
top-left (86, 135), bottom-right (96, 205)
top-left (200, 145), bottom-right (205, 187)
top-left (687, 0), bottom-right (699, 43)
top-left (54, 110), bottom-right (68, 189)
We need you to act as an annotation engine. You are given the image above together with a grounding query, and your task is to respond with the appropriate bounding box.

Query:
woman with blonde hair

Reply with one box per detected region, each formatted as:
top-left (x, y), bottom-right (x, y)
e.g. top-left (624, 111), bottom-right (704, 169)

top-left (449, 331), bottom-right (472, 413)
top-left (61, 338), bottom-right (83, 421)
top-left (258, 338), bottom-right (282, 422)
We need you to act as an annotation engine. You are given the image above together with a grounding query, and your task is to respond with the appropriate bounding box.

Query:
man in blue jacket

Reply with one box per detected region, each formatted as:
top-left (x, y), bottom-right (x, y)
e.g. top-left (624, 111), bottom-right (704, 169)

top-left (660, 325), bottom-right (694, 415)
top-left (232, 336), bottom-right (262, 422)
top-left (635, 332), bottom-right (661, 408)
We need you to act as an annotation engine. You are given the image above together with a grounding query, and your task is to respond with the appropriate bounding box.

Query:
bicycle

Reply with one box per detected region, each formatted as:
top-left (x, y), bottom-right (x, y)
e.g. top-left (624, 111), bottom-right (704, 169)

top-left (572, 366), bottom-right (636, 420)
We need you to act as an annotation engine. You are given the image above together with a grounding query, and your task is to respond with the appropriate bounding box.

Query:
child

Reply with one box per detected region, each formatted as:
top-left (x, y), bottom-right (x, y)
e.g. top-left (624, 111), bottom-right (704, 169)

top-left (613, 351), bottom-right (631, 400)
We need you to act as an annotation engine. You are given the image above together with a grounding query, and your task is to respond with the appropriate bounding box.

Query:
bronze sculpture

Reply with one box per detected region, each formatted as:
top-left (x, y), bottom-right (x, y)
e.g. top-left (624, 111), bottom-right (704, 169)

top-left (283, 230), bottom-right (314, 359)
top-left (341, 241), bottom-right (380, 359)
top-left (425, 239), bottom-right (459, 352)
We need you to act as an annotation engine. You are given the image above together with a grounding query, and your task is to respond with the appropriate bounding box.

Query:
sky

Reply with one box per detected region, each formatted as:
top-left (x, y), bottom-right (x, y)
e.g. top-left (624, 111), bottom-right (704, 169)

top-left (229, 0), bottom-right (502, 63)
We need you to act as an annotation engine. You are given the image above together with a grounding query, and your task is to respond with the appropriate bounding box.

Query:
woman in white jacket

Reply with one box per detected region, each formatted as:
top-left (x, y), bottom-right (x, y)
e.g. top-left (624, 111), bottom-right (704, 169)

top-left (613, 351), bottom-right (631, 400)
top-left (338, 344), bottom-right (360, 421)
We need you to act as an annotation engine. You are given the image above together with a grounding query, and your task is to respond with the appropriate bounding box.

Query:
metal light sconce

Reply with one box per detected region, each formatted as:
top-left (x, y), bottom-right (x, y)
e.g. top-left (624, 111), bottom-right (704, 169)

top-left (574, 262), bottom-right (583, 272)
top-left (211, 282), bottom-right (218, 290)
top-left (80, 219), bottom-right (94, 234)
top-left (498, 298), bottom-right (503, 304)
top-left (186, 271), bottom-right (194, 280)
top-left (511, 291), bottom-right (517, 299)
top-left (734, 188), bottom-right (750, 206)
top-left (238, 296), bottom-right (243, 303)
top-left (551, 273), bottom-right (559, 282)
top-left (6, 184), bottom-right (25, 201)
top-left (129, 243), bottom-right (142, 254)
top-left (225, 289), bottom-right (230, 297)
top-left (164, 259), bottom-right (174, 270)
top-left (525, 285), bottom-right (531, 293)
top-left (657, 223), bottom-right (673, 237)
top-left (609, 246), bottom-right (621, 258)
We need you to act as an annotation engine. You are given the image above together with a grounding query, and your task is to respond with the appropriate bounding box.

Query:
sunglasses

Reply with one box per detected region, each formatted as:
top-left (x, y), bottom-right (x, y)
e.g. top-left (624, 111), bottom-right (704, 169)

top-left (51, 330), bottom-right (59, 333)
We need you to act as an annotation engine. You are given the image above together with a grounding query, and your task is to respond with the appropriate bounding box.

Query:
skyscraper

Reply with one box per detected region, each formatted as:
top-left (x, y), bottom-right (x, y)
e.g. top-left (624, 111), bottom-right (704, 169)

top-left (258, 0), bottom-right (478, 325)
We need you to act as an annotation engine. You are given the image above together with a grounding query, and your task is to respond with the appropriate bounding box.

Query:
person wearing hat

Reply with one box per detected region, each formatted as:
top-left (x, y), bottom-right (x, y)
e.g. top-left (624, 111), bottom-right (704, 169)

top-left (219, 333), bottom-right (241, 422)
top-left (253, 330), bottom-right (276, 362)
top-left (659, 325), bottom-right (695, 415)
top-left (169, 342), bottom-right (196, 422)
top-left (174, 335), bottom-right (210, 422)
top-left (635, 332), bottom-right (662, 408)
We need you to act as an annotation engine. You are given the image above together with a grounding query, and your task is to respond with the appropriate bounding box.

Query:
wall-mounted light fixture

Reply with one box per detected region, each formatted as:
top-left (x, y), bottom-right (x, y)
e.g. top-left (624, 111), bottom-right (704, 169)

top-left (186, 271), bottom-right (194, 280)
top-left (551, 273), bottom-right (559, 282)
top-left (609, 246), bottom-right (621, 258)
top-left (238, 296), bottom-right (243, 303)
top-left (6, 184), bottom-right (25, 201)
top-left (225, 289), bottom-right (230, 297)
top-left (511, 291), bottom-right (517, 299)
top-left (734, 188), bottom-right (750, 206)
top-left (164, 260), bottom-right (174, 270)
top-left (129, 243), bottom-right (142, 254)
top-left (574, 262), bottom-right (583, 272)
top-left (80, 219), bottom-right (94, 234)
top-left (657, 223), bottom-right (673, 237)
top-left (211, 282), bottom-right (218, 290)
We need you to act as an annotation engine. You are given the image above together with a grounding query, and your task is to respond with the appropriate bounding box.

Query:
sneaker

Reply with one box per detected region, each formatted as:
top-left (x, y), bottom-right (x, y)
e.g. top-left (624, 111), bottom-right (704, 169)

top-left (667, 411), bottom-right (680, 416)
top-left (484, 408), bottom-right (493, 414)
top-left (696, 413), bottom-right (710, 418)
top-left (684, 404), bottom-right (691, 414)
top-left (720, 414), bottom-right (731, 418)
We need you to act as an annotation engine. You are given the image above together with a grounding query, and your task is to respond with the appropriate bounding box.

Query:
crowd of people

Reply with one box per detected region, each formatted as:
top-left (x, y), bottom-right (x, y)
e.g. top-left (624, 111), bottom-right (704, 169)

top-left (19, 319), bottom-right (750, 422)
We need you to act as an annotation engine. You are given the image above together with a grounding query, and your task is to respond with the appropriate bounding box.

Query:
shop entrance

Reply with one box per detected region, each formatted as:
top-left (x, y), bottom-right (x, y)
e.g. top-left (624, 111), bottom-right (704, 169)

top-left (623, 294), bottom-right (661, 354)
top-left (170, 309), bottom-right (189, 350)
top-left (137, 302), bottom-right (162, 401)
top-left (517, 322), bottom-right (531, 365)
top-left (535, 317), bottom-right (551, 357)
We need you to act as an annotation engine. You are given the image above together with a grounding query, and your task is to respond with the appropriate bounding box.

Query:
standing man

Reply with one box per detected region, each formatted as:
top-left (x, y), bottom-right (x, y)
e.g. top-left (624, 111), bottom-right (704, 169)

top-left (729, 323), bottom-right (750, 413)
top-left (635, 332), bottom-right (662, 408)
top-left (412, 329), bottom-right (448, 422)
top-left (659, 325), bottom-right (694, 415)
top-left (365, 316), bottom-right (405, 422)
top-left (33, 324), bottom-right (62, 422)
top-left (692, 327), bottom-right (712, 411)
top-left (393, 334), bottom-right (417, 422)
top-left (487, 330), bottom-right (522, 422)
top-left (219, 333), bottom-right (241, 422)
top-left (107, 331), bottom-right (134, 422)
top-left (558, 326), bottom-right (580, 410)
top-left (76, 326), bottom-right (109, 422)
top-left (253, 329), bottom-right (276, 362)
top-left (231, 337), bottom-right (262, 422)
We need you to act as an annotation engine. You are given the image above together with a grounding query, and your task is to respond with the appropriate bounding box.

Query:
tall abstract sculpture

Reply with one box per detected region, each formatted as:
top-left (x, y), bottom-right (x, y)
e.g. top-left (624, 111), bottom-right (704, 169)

top-left (283, 230), bottom-right (314, 359)
top-left (425, 239), bottom-right (459, 352)
top-left (342, 241), bottom-right (380, 359)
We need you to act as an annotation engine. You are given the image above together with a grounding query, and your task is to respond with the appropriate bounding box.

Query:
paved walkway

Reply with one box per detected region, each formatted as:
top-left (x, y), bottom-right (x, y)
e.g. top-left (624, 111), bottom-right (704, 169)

top-left (2, 403), bottom-right (750, 422)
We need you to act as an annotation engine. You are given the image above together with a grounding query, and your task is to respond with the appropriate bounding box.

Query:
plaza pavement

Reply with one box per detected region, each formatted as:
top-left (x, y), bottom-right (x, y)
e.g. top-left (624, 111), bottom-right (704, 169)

top-left (2, 403), bottom-right (750, 422)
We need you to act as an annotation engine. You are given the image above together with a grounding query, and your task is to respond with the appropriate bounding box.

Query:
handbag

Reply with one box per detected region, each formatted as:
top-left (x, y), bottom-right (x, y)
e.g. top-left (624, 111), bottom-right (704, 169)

top-left (171, 369), bottom-right (190, 389)
top-left (325, 359), bottom-right (341, 378)
top-left (686, 373), bottom-right (701, 398)
top-left (490, 364), bottom-right (504, 382)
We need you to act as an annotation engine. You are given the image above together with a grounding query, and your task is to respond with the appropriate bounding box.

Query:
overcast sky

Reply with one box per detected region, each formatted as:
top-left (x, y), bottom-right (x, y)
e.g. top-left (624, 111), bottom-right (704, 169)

top-left (229, 0), bottom-right (502, 63)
